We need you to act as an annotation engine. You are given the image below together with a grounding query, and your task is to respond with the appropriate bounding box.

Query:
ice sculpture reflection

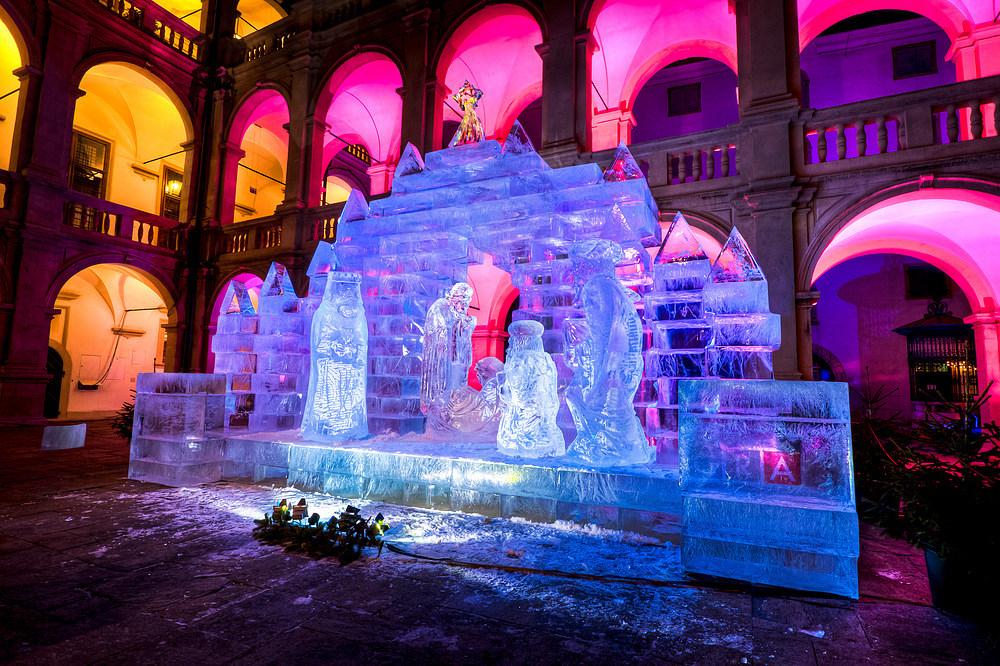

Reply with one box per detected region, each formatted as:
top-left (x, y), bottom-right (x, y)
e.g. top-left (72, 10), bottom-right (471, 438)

top-left (564, 239), bottom-right (652, 466)
top-left (421, 282), bottom-right (476, 427)
top-left (300, 271), bottom-right (369, 443)
top-left (498, 320), bottom-right (564, 458)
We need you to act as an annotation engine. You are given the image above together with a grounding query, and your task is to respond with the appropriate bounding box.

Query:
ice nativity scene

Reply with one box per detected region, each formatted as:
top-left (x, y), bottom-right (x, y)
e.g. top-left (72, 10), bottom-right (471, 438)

top-left (130, 87), bottom-right (859, 599)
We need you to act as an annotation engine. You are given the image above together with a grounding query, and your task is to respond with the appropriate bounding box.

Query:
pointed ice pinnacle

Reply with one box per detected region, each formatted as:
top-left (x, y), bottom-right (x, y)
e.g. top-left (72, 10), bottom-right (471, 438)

top-left (307, 241), bottom-right (339, 279)
top-left (655, 212), bottom-right (709, 263)
top-left (709, 226), bottom-right (766, 283)
top-left (395, 142), bottom-right (425, 177)
top-left (600, 204), bottom-right (639, 244)
top-left (501, 120), bottom-right (536, 155)
top-left (262, 262), bottom-right (297, 297)
top-left (222, 279), bottom-right (256, 314)
top-left (338, 189), bottom-right (369, 224)
top-left (602, 142), bottom-right (644, 182)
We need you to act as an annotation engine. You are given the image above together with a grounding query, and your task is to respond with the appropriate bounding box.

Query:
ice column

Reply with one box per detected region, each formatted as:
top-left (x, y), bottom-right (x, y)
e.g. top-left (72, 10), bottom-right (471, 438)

top-left (498, 320), bottom-right (564, 458)
top-left (301, 270), bottom-right (369, 443)
top-left (679, 379), bottom-right (859, 598)
top-left (703, 227), bottom-right (781, 379)
top-left (211, 280), bottom-right (258, 429)
top-left (641, 213), bottom-right (714, 465)
top-left (128, 373), bottom-right (226, 486)
top-left (251, 262), bottom-right (308, 431)
top-left (564, 239), bottom-right (652, 466)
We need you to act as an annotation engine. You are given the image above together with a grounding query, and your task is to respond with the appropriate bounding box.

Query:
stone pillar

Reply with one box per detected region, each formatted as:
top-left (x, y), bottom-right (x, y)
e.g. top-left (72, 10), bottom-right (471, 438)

top-left (282, 55), bottom-right (321, 211)
top-left (302, 116), bottom-right (329, 208)
top-left (948, 23), bottom-right (1000, 80)
top-left (8, 65), bottom-right (43, 173)
top-left (796, 290), bottom-right (820, 381)
top-left (400, 8), bottom-right (432, 152)
top-left (965, 309), bottom-right (1000, 425)
top-left (591, 107), bottom-right (634, 152)
top-left (733, 0), bottom-right (800, 115)
top-left (217, 141), bottom-right (245, 225)
top-left (535, 0), bottom-right (588, 164)
top-left (739, 188), bottom-right (802, 380)
top-left (423, 78), bottom-right (448, 155)
top-left (179, 139), bottom-right (199, 224)
top-left (367, 160), bottom-right (397, 196)
top-left (575, 31), bottom-right (595, 154)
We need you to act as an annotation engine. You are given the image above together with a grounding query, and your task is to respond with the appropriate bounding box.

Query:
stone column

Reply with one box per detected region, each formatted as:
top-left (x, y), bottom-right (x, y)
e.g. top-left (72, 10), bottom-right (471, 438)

top-left (948, 23), bottom-right (1000, 80)
top-left (422, 78), bottom-right (448, 155)
top-left (302, 116), bottom-right (329, 208)
top-left (8, 65), bottom-right (43, 173)
top-left (733, 0), bottom-right (800, 116)
top-left (400, 8), bottom-right (432, 152)
top-left (367, 160), bottom-right (397, 196)
top-left (282, 54), bottom-right (321, 211)
top-left (965, 310), bottom-right (1000, 425)
top-left (591, 107), bottom-right (634, 152)
top-left (179, 139), bottom-right (199, 224)
top-left (795, 290), bottom-right (820, 381)
top-left (217, 141), bottom-right (245, 225)
top-left (535, 0), bottom-right (588, 165)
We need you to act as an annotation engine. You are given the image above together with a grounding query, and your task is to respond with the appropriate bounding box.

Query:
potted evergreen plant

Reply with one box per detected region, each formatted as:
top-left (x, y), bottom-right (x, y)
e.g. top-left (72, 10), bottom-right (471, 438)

top-left (868, 384), bottom-right (1000, 624)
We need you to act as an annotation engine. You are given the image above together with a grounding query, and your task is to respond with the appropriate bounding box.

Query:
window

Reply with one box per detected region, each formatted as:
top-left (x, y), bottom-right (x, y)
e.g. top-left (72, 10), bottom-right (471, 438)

top-left (668, 83), bottom-right (701, 117)
top-left (161, 167), bottom-right (183, 221)
top-left (69, 132), bottom-right (110, 198)
top-left (892, 41), bottom-right (937, 80)
top-left (905, 265), bottom-right (951, 300)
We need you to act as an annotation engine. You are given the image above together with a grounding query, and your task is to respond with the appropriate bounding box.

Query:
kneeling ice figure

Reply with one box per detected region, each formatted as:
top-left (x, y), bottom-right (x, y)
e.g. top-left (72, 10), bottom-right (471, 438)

top-left (429, 357), bottom-right (505, 433)
top-left (300, 271), bottom-right (368, 442)
top-left (498, 320), bottom-right (564, 458)
top-left (564, 239), bottom-right (652, 466)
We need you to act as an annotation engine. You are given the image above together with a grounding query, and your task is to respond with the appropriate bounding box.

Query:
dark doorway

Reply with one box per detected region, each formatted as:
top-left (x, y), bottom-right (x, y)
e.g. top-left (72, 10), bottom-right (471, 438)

top-left (45, 347), bottom-right (64, 418)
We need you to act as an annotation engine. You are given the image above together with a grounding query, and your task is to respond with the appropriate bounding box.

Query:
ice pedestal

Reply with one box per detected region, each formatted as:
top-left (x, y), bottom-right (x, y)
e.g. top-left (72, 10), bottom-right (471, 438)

top-left (128, 373), bottom-right (227, 487)
top-left (678, 379), bottom-right (859, 598)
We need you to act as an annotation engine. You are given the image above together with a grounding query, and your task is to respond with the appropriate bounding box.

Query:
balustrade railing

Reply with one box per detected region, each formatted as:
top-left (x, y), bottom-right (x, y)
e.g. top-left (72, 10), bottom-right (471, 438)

top-left (222, 215), bottom-right (283, 253)
top-left (62, 192), bottom-right (185, 251)
top-left (244, 19), bottom-right (298, 62)
top-left (93, 0), bottom-right (201, 61)
top-left (626, 126), bottom-right (741, 188)
top-left (308, 202), bottom-right (346, 241)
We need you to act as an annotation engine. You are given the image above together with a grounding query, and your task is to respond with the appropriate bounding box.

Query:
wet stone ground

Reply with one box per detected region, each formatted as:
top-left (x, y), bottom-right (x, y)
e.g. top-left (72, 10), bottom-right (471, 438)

top-left (0, 420), bottom-right (996, 665)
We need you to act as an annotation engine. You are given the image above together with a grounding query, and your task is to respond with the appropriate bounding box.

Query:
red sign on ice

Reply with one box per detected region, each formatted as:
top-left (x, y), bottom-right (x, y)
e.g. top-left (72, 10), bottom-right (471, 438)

top-left (762, 451), bottom-right (802, 486)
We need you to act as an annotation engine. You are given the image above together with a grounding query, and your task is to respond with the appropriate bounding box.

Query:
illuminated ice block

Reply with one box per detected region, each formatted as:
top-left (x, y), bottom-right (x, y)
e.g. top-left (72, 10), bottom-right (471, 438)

top-left (498, 320), bottom-right (564, 458)
top-left (678, 379), bottom-right (859, 598)
top-left (128, 373), bottom-right (227, 487)
top-left (301, 271), bottom-right (369, 443)
top-left (214, 280), bottom-right (259, 429)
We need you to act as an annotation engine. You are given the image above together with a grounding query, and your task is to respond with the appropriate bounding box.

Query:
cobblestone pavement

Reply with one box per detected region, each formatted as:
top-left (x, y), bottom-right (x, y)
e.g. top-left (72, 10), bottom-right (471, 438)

top-left (1, 420), bottom-right (996, 665)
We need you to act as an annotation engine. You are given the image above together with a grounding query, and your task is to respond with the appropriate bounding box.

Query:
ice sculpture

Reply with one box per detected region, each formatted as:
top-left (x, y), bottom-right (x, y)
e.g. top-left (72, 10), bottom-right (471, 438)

top-left (301, 270), bottom-right (369, 443)
top-left (429, 357), bottom-right (505, 433)
top-left (497, 320), bottom-right (564, 458)
top-left (301, 241), bottom-right (337, 320)
top-left (603, 141), bottom-right (645, 182)
top-left (421, 282), bottom-right (476, 423)
top-left (252, 262), bottom-right (308, 431)
top-left (128, 373), bottom-right (226, 486)
top-left (449, 80), bottom-right (484, 147)
top-left (703, 227), bottom-right (780, 380)
top-left (679, 379), bottom-right (859, 598)
top-left (641, 212), bottom-right (714, 464)
top-left (212, 279), bottom-right (259, 429)
top-left (564, 239), bottom-right (652, 466)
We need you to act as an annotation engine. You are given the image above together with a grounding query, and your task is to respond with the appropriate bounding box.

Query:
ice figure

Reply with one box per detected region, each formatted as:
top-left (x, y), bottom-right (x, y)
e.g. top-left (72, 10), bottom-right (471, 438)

top-left (497, 320), bottom-right (564, 458)
top-left (251, 262), bottom-right (308, 431)
top-left (603, 142), bottom-right (644, 182)
top-left (640, 212), bottom-right (713, 464)
top-left (301, 241), bottom-right (337, 319)
top-left (564, 239), bottom-right (652, 466)
top-left (301, 271), bottom-right (369, 443)
top-left (448, 80), bottom-right (485, 147)
top-left (703, 227), bottom-right (780, 380)
top-left (212, 279), bottom-right (259, 429)
top-left (501, 120), bottom-right (535, 155)
top-left (421, 282), bottom-right (476, 421)
top-left (429, 357), bottom-right (505, 433)
top-left (679, 379), bottom-right (859, 598)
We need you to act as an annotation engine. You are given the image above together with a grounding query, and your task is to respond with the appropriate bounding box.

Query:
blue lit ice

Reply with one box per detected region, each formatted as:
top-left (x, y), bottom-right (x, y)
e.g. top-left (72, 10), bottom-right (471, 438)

top-left (498, 320), bottom-right (564, 458)
top-left (421, 282), bottom-right (476, 430)
top-left (301, 270), bottom-right (369, 443)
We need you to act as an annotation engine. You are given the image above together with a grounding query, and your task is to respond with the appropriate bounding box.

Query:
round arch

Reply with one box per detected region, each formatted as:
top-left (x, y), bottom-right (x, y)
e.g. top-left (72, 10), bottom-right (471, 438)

top-left (206, 270), bottom-right (264, 372)
top-left (228, 83), bottom-right (292, 145)
top-left (46, 254), bottom-right (180, 319)
top-left (797, 0), bottom-right (970, 50)
top-left (623, 42), bottom-right (737, 113)
top-left (0, 2), bottom-right (40, 69)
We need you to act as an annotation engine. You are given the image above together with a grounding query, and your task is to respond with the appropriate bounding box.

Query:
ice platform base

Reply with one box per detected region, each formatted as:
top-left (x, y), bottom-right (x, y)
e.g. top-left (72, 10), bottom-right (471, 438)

top-left (283, 437), bottom-right (681, 541)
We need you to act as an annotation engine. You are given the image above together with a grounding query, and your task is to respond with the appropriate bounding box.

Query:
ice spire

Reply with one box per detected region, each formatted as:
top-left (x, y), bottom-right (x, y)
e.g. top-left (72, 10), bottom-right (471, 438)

top-left (395, 142), bottom-right (425, 177)
top-left (599, 204), bottom-right (639, 244)
top-left (339, 189), bottom-right (369, 223)
top-left (654, 212), bottom-right (709, 264)
top-left (261, 262), bottom-right (297, 304)
top-left (501, 120), bottom-right (536, 155)
top-left (602, 142), bottom-right (643, 182)
top-left (709, 226), bottom-right (765, 283)
top-left (222, 279), bottom-right (256, 314)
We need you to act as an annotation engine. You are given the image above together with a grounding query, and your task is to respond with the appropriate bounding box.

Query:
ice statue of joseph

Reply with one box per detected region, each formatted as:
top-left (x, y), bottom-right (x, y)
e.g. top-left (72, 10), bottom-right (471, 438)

top-left (421, 282), bottom-right (476, 415)
top-left (564, 239), bottom-right (652, 465)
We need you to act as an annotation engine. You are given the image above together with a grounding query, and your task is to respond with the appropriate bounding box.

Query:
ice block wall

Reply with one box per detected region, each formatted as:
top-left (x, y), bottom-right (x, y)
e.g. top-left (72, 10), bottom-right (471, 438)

top-left (251, 262), bottom-right (308, 431)
top-left (128, 373), bottom-right (226, 486)
top-left (678, 379), bottom-right (859, 598)
top-left (641, 213), bottom-right (714, 465)
top-left (335, 127), bottom-right (661, 435)
top-left (211, 280), bottom-right (259, 429)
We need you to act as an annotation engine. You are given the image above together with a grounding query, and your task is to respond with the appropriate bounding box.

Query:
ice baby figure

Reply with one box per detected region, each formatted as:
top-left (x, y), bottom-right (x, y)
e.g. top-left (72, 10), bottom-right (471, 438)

top-left (564, 239), bottom-right (652, 466)
top-left (300, 270), bottom-right (368, 443)
top-left (448, 80), bottom-right (485, 147)
top-left (429, 356), bottom-right (505, 433)
top-left (421, 282), bottom-right (477, 422)
top-left (498, 320), bottom-right (564, 458)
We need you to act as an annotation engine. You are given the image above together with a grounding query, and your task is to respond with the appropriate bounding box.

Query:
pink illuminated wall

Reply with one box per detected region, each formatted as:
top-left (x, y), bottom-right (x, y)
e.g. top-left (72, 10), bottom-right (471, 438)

top-left (437, 5), bottom-right (543, 140)
top-left (227, 89), bottom-right (290, 222)
top-left (318, 54), bottom-right (403, 168)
